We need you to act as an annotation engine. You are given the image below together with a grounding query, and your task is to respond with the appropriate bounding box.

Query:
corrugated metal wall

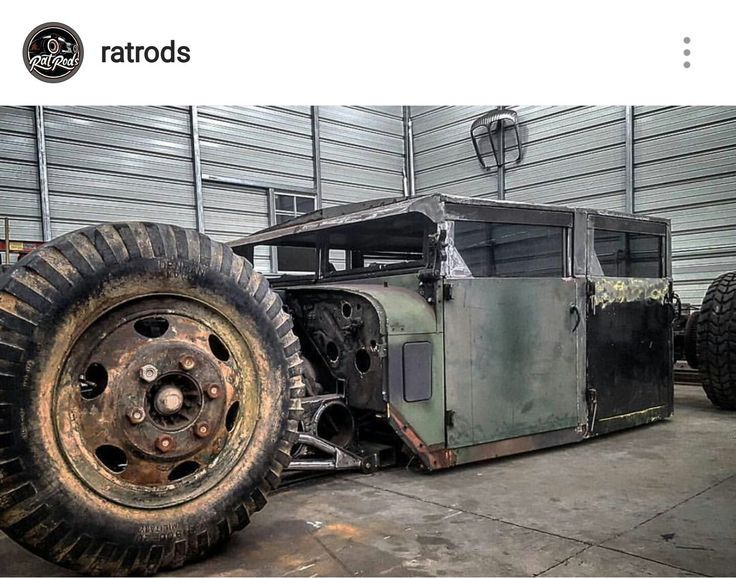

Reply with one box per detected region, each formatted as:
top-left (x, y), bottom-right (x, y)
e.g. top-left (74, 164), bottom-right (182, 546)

top-left (198, 106), bottom-right (314, 192)
top-left (411, 106), bottom-right (499, 198)
top-left (633, 106), bottom-right (736, 303)
top-left (0, 107), bottom-right (41, 241)
top-left (411, 105), bottom-right (736, 302)
top-left (195, 105), bottom-right (314, 270)
top-left (504, 106), bottom-right (626, 212)
top-left (411, 105), bottom-right (626, 210)
top-left (0, 105), bottom-right (734, 300)
top-left (319, 106), bottom-right (405, 207)
top-left (0, 105), bottom-right (407, 273)
top-left (43, 106), bottom-right (196, 237)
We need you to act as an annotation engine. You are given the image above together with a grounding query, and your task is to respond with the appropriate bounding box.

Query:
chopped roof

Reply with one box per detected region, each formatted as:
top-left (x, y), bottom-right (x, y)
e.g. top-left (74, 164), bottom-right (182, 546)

top-left (228, 193), bottom-right (669, 250)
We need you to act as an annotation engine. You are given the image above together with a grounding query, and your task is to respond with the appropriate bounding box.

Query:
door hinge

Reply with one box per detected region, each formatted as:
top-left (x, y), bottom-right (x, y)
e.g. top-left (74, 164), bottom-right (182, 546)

top-left (445, 409), bottom-right (455, 428)
top-left (586, 279), bottom-right (597, 315)
top-left (442, 283), bottom-right (453, 301)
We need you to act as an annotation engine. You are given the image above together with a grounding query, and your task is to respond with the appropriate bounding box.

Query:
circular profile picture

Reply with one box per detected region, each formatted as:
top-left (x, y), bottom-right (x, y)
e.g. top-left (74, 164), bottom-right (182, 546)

top-left (23, 22), bottom-right (84, 83)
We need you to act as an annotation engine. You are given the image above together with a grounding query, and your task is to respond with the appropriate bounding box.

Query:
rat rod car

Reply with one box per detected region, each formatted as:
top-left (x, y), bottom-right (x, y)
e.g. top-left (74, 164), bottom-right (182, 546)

top-left (0, 194), bottom-right (682, 574)
top-left (236, 194), bottom-right (678, 472)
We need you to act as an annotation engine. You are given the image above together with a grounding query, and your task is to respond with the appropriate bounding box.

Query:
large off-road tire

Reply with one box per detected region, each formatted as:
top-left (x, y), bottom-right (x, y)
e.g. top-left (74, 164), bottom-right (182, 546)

top-left (0, 223), bottom-right (304, 575)
top-left (696, 271), bottom-right (736, 409)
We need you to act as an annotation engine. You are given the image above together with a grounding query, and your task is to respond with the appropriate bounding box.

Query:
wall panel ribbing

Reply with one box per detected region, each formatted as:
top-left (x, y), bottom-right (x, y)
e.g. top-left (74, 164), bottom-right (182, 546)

top-left (411, 105), bottom-right (498, 198)
top-left (198, 106), bottom-right (314, 190)
top-left (43, 106), bottom-right (196, 237)
top-left (0, 106), bottom-right (41, 242)
top-left (319, 106), bottom-right (405, 204)
top-left (634, 106), bottom-right (736, 303)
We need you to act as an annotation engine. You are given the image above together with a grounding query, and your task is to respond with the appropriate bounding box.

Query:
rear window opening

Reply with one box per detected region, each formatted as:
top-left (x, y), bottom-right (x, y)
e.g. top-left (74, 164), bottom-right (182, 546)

top-left (591, 229), bottom-right (663, 278)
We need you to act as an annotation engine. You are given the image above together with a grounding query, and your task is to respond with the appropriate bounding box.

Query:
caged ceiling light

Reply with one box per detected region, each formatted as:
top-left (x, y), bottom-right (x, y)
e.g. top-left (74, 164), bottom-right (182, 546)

top-left (470, 107), bottom-right (523, 171)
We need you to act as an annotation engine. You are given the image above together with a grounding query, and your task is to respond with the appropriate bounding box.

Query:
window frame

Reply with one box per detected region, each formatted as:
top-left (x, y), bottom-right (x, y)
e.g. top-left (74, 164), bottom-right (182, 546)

top-left (318, 214), bottom-right (434, 281)
top-left (268, 189), bottom-right (318, 274)
top-left (587, 215), bottom-right (668, 279)
top-left (447, 204), bottom-right (575, 279)
top-left (453, 219), bottom-right (573, 279)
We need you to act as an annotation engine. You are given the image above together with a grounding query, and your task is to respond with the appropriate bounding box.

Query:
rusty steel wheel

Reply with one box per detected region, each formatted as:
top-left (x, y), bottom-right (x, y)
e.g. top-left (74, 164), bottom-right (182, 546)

top-left (0, 223), bottom-right (304, 575)
top-left (57, 296), bottom-right (261, 508)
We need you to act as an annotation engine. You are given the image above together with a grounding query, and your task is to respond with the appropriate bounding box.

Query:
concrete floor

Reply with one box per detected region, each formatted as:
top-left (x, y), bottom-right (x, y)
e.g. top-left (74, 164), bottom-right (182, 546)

top-left (1, 385), bottom-right (734, 576)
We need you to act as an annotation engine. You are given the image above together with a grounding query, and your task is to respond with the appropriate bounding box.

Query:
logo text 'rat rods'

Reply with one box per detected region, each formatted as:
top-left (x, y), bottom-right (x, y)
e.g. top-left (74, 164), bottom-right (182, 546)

top-left (23, 22), bottom-right (83, 83)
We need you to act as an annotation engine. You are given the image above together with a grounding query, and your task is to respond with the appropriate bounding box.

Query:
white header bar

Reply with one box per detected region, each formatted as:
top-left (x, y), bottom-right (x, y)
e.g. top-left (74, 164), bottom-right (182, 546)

top-left (3, 0), bottom-right (733, 104)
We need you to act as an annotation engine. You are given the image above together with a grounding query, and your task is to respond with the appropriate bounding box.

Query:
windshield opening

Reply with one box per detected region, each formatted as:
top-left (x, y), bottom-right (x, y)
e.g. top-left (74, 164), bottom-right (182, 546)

top-left (246, 211), bottom-right (434, 280)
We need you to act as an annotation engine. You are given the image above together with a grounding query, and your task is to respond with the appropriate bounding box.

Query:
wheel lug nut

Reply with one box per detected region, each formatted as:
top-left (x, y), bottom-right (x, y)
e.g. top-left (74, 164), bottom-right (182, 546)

top-left (206, 384), bottom-right (221, 399)
top-left (155, 435), bottom-right (175, 453)
top-left (139, 364), bottom-right (159, 383)
top-left (127, 407), bottom-right (145, 424)
top-left (179, 355), bottom-right (196, 371)
top-left (194, 422), bottom-right (210, 438)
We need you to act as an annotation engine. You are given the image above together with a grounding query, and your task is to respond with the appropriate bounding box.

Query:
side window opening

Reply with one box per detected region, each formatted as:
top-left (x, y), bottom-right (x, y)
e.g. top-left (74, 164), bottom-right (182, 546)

top-left (592, 229), bottom-right (663, 278)
top-left (453, 221), bottom-right (567, 278)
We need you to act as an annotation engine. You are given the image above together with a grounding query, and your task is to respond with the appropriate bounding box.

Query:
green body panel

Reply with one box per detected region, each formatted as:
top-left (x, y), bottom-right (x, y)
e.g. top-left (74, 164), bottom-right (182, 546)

top-left (385, 331), bottom-right (446, 447)
top-left (443, 278), bottom-right (582, 447)
top-left (331, 283), bottom-right (439, 334)
top-left (346, 273), bottom-right (434, 305)
top-left (296, 279), bottom-right (446, 447)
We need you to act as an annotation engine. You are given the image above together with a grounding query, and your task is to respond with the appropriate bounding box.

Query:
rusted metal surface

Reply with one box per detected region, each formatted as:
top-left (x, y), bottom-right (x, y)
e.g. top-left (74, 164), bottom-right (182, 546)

top-left (454, 427), bottom-right (585, 466)
top-left (194, 421), bottom-right (210, 438)
top-left (155, 434), bottom-right (175, 453)
top-left (388, 406), bottom-right (456, 470)
top-left (591, 277), bottom-right (670, 309)
top-left (54, 294), bottom-right (260, 507)
top-left (284, 289), bottom-right (385, 412)
top-left (390, 405), bottom-right (585, 471)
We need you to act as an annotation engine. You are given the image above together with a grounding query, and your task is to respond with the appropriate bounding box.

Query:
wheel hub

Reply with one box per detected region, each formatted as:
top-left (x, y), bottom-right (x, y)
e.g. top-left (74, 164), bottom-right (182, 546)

top-left (54, 296), bottom-right (259, 508)
top-left (153, 384), bottom-right (184, 415)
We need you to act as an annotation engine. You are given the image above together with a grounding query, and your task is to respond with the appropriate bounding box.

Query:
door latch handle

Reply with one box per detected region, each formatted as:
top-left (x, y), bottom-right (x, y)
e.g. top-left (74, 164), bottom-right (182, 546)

top-left (570, 304), bottom-right (581, 332)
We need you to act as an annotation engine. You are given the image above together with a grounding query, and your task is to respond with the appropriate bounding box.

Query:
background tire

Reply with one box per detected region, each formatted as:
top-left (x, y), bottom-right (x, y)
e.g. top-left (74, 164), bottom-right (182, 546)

top-left (696, 271), bottom-right (736, 410)
top-left (0, 223), bottom-right (304, 575)
top-left (684, 310), bottom-right (699, 369)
